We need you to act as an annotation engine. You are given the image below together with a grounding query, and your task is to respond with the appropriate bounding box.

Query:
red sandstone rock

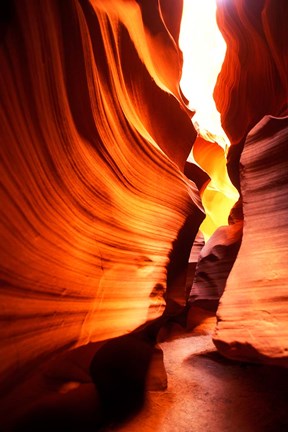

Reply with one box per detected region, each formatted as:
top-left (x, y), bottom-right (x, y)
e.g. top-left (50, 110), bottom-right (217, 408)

top-left (189, 221), bottom-right (242, 303)
top-left (0, 0), bottom-right (203, 408)
top-left (214, 0), bottom-right (288, 145)
top-left (1, 1), bottom-right (288, 428)
top-left (213, 115), bottom-right (288, 366)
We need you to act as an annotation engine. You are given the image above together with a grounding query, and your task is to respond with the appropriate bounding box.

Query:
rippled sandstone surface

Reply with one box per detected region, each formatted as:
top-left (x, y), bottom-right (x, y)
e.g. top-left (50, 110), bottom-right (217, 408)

top-left (1, 0), bottom-right (288, 428)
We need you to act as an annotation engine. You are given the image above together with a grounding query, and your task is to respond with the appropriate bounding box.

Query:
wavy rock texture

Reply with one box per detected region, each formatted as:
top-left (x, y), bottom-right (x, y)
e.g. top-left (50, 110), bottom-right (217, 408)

top-left (1, 0), bottom-right (288, 420)
top-left (214, 0), bottom-right (288, 145)
top-left (211, 0), bottom-right (288, 366)
top-left (213, 116), bottom-right (288, 365)
top-left (0, 0), bottom-right (204, 398)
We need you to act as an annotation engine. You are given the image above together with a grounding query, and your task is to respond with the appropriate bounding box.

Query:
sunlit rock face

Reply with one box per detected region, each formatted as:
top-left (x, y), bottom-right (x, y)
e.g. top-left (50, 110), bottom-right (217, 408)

top-left (191, 136), bottom-right (239, 241)
top-left (0, 0), bottom-right (204, 397)
top-left (214, 0), bottom-right (288, 145)
top-left (1, 0), bottom-right (288, 415)
top-left (213, 116), bottom-right (288, 366)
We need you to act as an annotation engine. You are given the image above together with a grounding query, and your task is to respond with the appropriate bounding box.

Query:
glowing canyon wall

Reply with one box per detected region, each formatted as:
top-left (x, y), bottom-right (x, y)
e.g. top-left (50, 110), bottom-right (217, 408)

top-left (0, 0), bottom-right (206, 397)
top-left (0, 0), bottom-right (288, 412)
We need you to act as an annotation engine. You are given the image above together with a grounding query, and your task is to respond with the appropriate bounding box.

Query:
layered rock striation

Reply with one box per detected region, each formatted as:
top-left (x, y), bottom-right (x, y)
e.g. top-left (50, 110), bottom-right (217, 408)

top-left (1, 2), bottom-right (288, 425)
top-left (213, 115), bottom-right (288, 366)
top-left (0, 0), bottom-right (204, 403)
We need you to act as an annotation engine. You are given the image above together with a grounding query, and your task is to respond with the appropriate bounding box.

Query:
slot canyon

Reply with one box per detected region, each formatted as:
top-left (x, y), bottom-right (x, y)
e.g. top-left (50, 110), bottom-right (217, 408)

top-left (0, 0), bottom-right (287, 431)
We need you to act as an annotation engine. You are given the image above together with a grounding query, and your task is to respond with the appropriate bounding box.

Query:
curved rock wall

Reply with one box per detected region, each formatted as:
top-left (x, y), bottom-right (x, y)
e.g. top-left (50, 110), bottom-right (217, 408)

top-left (1, 0), bottom-right (288, 406)
top-left (211, 0), bottom-right (288, 366)
top-left (213, 116), bottom-right (288, 365)
top-left (214, 0), bottom-right (288, 145)
top-left (0, 0), bottom-right (204, 395)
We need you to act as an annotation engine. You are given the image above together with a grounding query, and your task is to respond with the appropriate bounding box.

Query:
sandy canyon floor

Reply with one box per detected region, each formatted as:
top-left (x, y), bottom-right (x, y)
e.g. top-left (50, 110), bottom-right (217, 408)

top-left (2, 305), bottom-right (288, 432)
top-left (102, 307), bottom-right (288, 432)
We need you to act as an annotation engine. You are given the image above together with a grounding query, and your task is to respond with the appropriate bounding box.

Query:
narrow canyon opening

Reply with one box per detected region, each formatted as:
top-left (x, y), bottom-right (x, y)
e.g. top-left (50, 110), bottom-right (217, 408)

top-left (0, 1), bottom-right (287, 431)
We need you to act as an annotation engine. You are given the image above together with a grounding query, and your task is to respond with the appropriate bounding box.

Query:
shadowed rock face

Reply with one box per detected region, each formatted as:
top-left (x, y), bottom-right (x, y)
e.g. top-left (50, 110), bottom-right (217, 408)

top-left (0, 0), bottom-right (288, 425)
top-left (189, 221), bottom-right (242, 303)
